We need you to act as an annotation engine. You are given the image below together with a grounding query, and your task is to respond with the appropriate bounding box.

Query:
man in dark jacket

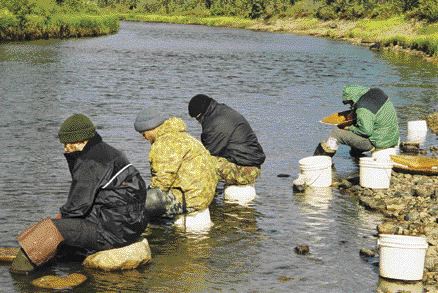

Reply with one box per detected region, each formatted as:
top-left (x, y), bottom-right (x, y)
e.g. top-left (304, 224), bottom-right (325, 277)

top-left (188, 94), bottom-right (265, 186)
top-left (11, 114), bottom-right (148, 273)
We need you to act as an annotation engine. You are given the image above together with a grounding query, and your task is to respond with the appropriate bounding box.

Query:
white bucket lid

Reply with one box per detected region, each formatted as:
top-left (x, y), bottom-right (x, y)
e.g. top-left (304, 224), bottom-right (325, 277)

top-left (378, 234), bottom-right (428, 249)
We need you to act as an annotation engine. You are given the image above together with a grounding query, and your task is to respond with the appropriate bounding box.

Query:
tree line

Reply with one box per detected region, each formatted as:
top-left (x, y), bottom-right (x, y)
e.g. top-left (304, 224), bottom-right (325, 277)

top-left (95, 0), bottom-right (437, 22)
top-left (1, 0), bottom-right (437, 22)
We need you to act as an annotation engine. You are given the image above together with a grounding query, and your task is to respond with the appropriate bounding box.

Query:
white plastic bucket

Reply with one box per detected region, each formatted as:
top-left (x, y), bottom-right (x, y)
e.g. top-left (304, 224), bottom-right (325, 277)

top-left (224, 185), bottom-right (256, 206)
top-left (378, 234), bottom-right (428, 281)
top-left (298, 156), bottom-right (332, 187)
top-left (359, 157), bottom-right (393, 189)
top-left (407, 120), bottom-right (428, 145)
top-left (174, 208), bottom-right (213, 234)
top-left (372, 147), bottom-right (398, 161)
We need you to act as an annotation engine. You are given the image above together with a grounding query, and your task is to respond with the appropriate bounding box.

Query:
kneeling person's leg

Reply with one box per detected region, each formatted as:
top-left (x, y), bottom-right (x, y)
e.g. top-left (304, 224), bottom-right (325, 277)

top-left (145, 188), bottom-right (184, 218)
top-left (215, 157), bottom-right (260, 185)
top-left (330, 128), bottom-right (374, 154)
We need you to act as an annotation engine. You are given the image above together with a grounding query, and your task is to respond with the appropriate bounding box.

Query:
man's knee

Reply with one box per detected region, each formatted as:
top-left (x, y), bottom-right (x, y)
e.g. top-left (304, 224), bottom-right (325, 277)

top-left (53, 219), bottom-right (98, 250)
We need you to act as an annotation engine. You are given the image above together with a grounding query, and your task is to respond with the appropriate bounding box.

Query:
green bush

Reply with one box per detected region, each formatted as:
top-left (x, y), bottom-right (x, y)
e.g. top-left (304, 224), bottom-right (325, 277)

top-left (284, 0), bottom-right (321, 18)
top-left (412, 0), bottom-right (438, 22)
top-left (371, 1), bottom-right (404, 19)
top-left (316, 5), bottom-right (337, 20)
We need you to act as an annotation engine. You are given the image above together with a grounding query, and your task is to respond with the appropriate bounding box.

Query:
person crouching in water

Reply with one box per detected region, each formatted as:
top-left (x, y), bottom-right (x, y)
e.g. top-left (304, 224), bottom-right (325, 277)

top-left (314, 85), bottom-right (400, 158)
top-left (188, 94), bottom-right (266, 186)
top-left (134, 109), bottom-right (218, 218)
top-left (10, 114), bottom-right (148, 273)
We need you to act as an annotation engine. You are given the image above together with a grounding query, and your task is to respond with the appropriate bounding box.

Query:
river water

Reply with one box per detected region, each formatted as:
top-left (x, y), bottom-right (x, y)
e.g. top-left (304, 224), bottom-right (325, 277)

top-left (0, 22), bottom-right (437, 292)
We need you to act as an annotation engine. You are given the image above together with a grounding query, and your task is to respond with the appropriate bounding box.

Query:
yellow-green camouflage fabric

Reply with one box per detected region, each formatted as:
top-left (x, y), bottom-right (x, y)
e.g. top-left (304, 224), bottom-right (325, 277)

top-left (149, 117), bottom-right (218, 212)
top-left (214, 157), bottom-right (261, 185)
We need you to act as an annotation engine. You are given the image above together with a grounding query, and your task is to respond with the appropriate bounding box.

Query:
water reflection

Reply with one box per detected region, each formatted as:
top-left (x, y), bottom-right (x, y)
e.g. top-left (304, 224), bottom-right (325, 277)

top-left (294, 187), bottom-right (333, 211)
top-left (377, 277), bottom-right (424, 293)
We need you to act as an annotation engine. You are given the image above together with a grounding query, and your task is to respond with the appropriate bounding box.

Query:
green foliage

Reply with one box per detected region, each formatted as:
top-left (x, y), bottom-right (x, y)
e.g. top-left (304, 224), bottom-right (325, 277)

top-left (284, 0), bottom-right (321, 18)
top-left (0, 0), bottom-right (118, 40)
top-left (411, 0), bottom-right (438, 22)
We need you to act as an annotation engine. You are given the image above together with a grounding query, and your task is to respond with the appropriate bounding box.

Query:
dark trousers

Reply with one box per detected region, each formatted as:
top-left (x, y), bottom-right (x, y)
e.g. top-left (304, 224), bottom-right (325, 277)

top-left (53, 218), bottom-right (110, 259)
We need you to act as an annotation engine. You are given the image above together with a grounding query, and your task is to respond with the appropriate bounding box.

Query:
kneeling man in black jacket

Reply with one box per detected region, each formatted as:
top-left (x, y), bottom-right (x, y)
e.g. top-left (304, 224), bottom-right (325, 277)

top-left (11, 114), bottom-right (148, 273)
top-left (188, 94), bottom-right (266, 186)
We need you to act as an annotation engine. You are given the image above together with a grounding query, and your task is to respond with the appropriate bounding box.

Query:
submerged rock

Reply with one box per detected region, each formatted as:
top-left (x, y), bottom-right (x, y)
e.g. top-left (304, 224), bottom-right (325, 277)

top-left (0, 247), bottom-right (19, 262)
top-left (32, 273), bottom-right (87, 290)
top-left (359, 248), bottom-right (376, 257)
top-left (294, 244), bottom-right (310, 255)
top-left (83, 238), bottom-right (151, 271)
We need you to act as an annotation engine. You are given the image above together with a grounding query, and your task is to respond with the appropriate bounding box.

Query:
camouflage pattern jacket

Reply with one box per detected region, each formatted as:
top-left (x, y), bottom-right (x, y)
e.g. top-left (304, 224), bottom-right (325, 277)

top-left (149, 117), bottom-right (218, 212)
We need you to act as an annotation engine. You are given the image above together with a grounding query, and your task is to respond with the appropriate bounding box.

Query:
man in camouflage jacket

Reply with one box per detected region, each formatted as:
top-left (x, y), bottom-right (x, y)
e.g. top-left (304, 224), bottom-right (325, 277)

top-left (134, 109), bottom-right (218, 217)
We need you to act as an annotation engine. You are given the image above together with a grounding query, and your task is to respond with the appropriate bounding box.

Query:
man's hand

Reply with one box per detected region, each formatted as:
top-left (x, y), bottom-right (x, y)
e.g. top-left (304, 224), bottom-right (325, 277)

top-left (55, 212), bottom-right (62, 220)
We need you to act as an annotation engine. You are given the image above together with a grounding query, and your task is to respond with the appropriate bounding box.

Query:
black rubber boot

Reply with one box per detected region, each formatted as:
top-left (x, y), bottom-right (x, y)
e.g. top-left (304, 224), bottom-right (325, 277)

top-left (313, 143), bottom-right (336, 157)
top-left (145, 189), bottom-right (168, 218)
top-left (10, 249), bottom-right (35, 274)
top-left (349, 147), bottom-right (366, 158)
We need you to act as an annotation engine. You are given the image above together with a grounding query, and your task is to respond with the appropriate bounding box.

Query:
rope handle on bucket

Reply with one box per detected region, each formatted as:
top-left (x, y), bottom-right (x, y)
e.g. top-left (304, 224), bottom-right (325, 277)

top-left (302, 168), bottom-right (329, 187)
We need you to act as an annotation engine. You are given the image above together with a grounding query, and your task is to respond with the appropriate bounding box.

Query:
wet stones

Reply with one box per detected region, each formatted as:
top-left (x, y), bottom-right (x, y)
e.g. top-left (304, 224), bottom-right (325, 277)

top-left (426, 112), bottom-right (438, 134)
top-left (338, 169), bottom-right (438, 285)
top-left (32, 273), bottom-right (87, 290)
top-left (0, 247), bottom-right (19, 262)
top-left (359, 248), bottom-right (376, 257)
top-left (83, 238), bottom-right (151, 271)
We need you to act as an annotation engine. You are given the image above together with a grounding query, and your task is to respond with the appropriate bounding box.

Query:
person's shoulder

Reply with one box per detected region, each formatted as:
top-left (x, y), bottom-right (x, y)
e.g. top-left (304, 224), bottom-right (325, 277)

top-left (88, 140), bottom-right (126, 164)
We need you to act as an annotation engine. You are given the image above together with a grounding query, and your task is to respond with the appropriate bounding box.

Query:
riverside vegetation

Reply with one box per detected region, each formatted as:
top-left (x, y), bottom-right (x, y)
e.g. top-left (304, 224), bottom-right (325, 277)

top-left (0, 0), bottom-right (119, 40)
top-left (1, 0), bottom-right (437, 62)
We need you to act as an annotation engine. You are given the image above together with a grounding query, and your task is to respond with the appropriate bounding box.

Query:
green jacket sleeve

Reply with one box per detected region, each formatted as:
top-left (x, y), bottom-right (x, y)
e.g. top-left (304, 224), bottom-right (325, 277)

top-left (349, 107), bottom-right (375, 138)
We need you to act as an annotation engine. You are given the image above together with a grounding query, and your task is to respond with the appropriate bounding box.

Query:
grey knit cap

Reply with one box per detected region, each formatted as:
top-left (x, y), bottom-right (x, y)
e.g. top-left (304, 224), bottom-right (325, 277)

top-left (134, 108), bottom-right (167, 132)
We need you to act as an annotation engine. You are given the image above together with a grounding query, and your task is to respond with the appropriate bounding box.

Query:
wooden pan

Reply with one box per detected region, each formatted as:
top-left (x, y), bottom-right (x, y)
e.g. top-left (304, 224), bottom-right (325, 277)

top-left (320, 110), bottom-right (355, 128)
top-left (391, 155), bottom-right (438, 175)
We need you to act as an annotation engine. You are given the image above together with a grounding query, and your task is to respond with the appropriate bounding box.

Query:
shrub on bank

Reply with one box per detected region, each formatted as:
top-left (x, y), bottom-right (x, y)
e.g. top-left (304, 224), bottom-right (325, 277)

top-left (0, 13), bottom-right (119, 40)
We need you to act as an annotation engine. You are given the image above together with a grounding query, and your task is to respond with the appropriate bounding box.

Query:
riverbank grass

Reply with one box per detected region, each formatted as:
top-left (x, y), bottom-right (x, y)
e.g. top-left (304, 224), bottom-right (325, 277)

top-left (121, 13), bottom-right (255, 29)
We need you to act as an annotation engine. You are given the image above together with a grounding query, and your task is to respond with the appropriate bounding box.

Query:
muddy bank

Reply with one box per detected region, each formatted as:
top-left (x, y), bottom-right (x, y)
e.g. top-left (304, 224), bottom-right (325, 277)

top-left (335, 153), bottom-right (438, 289)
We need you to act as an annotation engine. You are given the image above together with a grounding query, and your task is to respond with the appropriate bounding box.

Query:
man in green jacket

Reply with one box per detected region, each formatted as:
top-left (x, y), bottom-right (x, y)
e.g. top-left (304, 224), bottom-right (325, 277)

top-left (314, 85), bottom-right (399, 157)
top-left (134, 109), bottom-right (218, 218)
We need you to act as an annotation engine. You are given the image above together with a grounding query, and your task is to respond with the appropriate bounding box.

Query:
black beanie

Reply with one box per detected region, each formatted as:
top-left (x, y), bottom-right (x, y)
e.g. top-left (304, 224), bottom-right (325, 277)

top-left (188, 94), bottom-right (213, 118)
top-left (58, 113), bottom-right (96, 144)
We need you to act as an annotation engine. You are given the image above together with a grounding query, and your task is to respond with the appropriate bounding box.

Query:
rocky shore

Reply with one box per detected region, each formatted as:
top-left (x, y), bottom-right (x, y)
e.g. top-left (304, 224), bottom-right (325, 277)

top-left (335, 147), bottom-right (438, 290)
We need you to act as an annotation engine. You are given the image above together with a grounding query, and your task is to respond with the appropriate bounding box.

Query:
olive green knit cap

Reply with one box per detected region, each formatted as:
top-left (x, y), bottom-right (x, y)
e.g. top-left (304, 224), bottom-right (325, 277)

top-left (342, 85), bottom-right (369, 104)
top-left (58, 114), bottom-right (96, 144)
